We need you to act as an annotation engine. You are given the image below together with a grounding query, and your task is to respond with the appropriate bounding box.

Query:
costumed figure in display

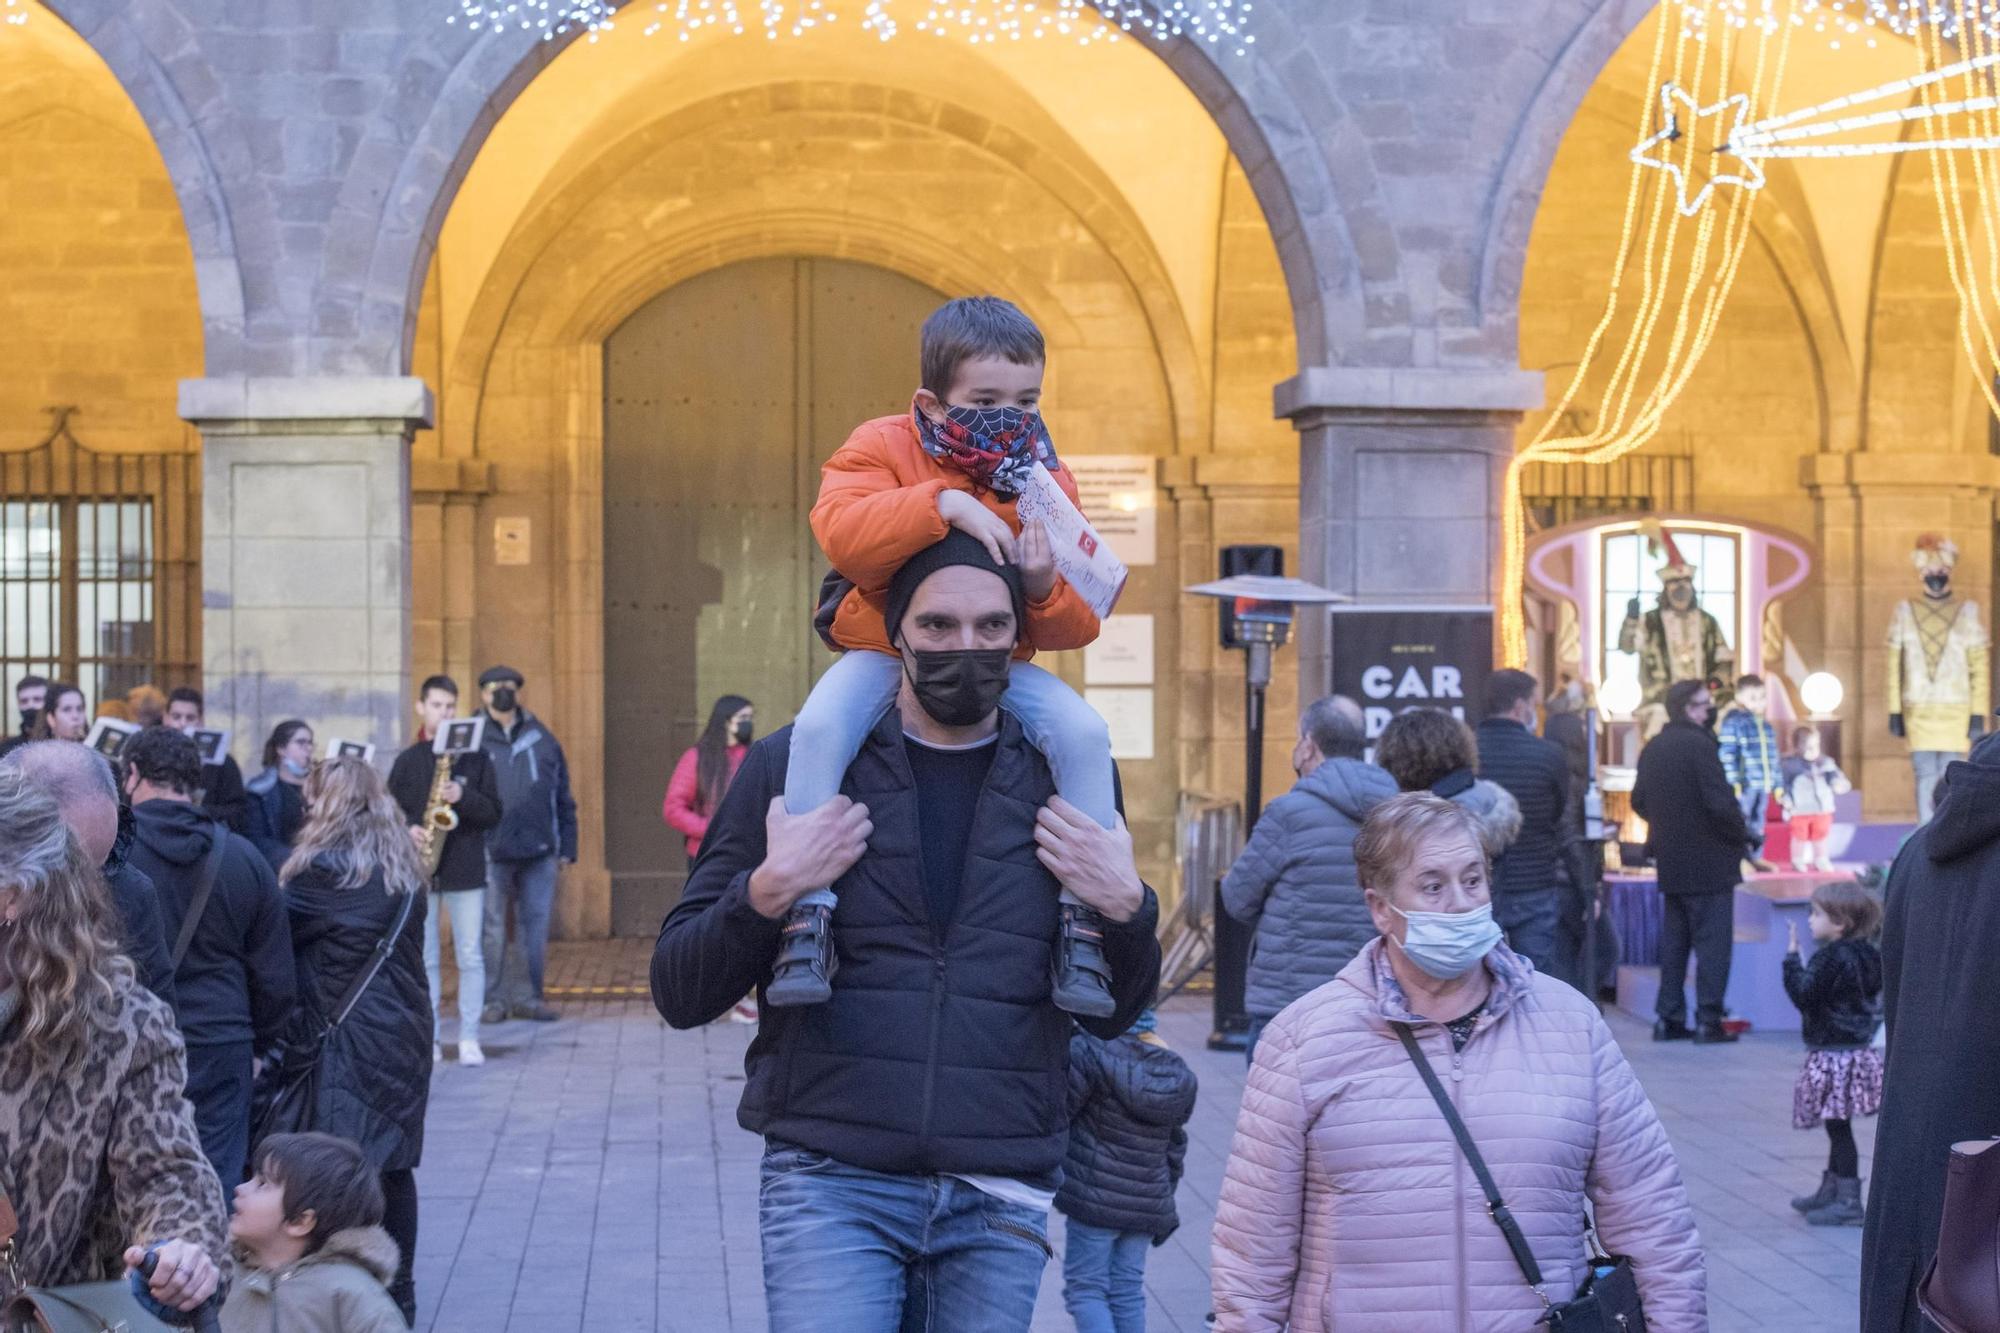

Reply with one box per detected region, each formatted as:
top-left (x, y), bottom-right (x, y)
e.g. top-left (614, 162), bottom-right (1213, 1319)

top-left (1619, 520), bottom-right (1735, 737)
top-left (1886, 533), bottom-right (1990, 823)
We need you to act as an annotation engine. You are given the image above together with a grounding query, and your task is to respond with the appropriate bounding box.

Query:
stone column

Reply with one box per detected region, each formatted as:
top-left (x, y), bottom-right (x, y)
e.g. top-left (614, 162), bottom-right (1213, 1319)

top-left (181, 377), bottom-right (432, 765)
top-left (1279, 368), bottom-right (1546, 695)
top-left (1804, 451), bottom-right (2000, 820)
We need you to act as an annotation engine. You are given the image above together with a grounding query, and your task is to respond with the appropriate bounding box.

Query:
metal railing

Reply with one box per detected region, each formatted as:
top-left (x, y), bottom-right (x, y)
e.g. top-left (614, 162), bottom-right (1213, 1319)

top-left (1158, 792), bottom-right (1243, 1001)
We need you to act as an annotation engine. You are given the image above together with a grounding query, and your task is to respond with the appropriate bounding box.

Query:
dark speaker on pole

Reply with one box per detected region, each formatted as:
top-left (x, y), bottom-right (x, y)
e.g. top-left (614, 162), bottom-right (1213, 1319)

top-left (1218, 544), bottom-right (1283, 648)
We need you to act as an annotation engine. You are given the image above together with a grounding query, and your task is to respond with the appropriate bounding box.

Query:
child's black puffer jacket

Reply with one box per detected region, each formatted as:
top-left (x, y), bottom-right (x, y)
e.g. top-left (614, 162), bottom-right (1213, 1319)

top-left (1783, 936), bottom-right (1883, 1050)
top-left (1055, 1030), bottom-right (1198, 1243)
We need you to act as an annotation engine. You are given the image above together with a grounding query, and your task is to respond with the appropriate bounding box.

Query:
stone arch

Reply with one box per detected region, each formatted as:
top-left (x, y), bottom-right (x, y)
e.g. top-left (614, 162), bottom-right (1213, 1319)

top-left (439, 81), bottom-right (1206, 460)
top-left (1479, 0), bottom-right (1670, 344)
top-left (335, 4), bottom-right (1354, 375)
top-left (39, 0), bottom-right (246, 365)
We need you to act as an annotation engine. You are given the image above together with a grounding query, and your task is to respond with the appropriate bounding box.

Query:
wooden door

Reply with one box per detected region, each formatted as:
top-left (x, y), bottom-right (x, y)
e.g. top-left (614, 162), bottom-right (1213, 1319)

top-left (603, 258), bottom-right (944, 934)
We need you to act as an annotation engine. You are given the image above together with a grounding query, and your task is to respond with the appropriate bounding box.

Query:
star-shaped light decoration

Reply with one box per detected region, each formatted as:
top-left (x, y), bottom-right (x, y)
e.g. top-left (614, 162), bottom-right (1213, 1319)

top-left (1630, 83), bottom-right (1767, 217)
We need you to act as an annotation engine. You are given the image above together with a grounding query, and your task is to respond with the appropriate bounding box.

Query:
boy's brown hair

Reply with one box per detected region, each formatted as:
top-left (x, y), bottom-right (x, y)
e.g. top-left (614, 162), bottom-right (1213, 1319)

top-left (920, 297), bottom-right (1045, 398)
top-left (256, 1132), bottom-right (386, 1251)
top-left (1811, 879), bottom-right (1883, 942)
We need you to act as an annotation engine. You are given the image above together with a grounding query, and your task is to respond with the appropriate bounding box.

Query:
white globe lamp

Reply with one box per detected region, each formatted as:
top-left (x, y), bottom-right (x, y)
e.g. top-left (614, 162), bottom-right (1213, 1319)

top-left (1599, 675), bottom-right (1643, 721)
top-left (1801, 671), bottom-right (1845, 719)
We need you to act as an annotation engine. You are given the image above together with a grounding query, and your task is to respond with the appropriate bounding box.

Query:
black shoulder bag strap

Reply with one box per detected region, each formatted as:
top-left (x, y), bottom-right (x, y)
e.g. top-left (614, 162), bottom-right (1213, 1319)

top-left (325, 888), bottom-right (418, 1031)
top-left (1391, 1021), bottom-right (1550, 1308)
top-left (169, 822), bottom-right (230, 970)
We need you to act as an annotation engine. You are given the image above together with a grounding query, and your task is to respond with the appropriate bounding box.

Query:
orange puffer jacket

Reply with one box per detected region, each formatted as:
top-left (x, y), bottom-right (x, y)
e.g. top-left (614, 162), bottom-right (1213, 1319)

top-left (1210, 938), bottom-right (1707, 1332)
top-left (810, 414), bottom-right (1100, 659)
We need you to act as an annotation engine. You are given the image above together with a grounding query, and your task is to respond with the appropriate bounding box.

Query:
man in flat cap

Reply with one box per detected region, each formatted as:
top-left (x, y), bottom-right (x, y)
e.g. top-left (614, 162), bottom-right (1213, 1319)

top-left (477, 665), bottom-right (577, 1025)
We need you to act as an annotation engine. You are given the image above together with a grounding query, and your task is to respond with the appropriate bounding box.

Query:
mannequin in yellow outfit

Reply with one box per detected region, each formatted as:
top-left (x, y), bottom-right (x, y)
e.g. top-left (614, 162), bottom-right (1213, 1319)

top-left (1887, 534), bottom-right (1990, 822)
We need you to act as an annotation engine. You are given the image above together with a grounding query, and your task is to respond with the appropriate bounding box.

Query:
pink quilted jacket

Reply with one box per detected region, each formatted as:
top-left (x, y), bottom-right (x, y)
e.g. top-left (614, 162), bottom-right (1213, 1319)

top-left (1210, 939), bottom-right (1706, 1332)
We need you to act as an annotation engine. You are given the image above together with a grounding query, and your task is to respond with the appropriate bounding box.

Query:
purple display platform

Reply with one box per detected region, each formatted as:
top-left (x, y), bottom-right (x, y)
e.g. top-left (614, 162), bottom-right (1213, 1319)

top-left (1615, 875), bottom-right (1839, 1033)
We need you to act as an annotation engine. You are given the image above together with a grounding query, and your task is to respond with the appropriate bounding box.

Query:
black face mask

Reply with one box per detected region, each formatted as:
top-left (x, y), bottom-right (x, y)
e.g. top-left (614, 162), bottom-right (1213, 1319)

top-left (1924, 572), bottom-right (1952, 599)
top-left (489, 686), bottom-right (518, 714)
top-left (733, 721), bottom-right (754, 745)
top-left (17, 707), bottom-right (37, 736)
top-left (905, 648), bottom-right (1013, 727)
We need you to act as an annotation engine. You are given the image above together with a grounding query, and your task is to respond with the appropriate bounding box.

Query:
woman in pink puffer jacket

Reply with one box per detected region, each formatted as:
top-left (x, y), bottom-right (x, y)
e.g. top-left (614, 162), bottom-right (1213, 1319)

top-left (1211, 793), bottom-right (1706, 1331)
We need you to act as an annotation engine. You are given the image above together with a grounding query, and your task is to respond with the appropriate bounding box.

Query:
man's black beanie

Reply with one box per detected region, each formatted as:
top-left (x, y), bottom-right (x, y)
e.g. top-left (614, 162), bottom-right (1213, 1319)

top-left (883, 529), bottom-right (1028, 648)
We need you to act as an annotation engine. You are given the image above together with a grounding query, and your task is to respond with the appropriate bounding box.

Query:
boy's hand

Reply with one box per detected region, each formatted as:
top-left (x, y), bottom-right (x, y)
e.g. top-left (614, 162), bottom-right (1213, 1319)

top-left (938, 489), bottom-right (1017, 566)
top-left (1020, 521), bottom-right (1056, 602)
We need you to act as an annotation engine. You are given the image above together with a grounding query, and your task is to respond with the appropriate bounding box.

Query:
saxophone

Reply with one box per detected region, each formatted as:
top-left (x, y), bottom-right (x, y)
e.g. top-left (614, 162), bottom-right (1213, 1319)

top-left (419, 753), bottom-right (460, 879)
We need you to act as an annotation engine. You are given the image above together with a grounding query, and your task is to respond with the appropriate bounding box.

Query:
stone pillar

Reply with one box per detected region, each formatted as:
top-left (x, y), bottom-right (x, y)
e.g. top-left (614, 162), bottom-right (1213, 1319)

top-left (181, 377), bottom-right (432, 766)
top-left (1279, 368), bottom-right (1546, 695)
top-left (1804, 452), bottom-right (2000, 820)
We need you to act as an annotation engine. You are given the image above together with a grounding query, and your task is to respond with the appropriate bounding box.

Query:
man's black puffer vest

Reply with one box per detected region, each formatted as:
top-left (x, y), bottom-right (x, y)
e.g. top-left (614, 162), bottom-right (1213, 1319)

top-left (739, 712), bottom-right (1111, 1179)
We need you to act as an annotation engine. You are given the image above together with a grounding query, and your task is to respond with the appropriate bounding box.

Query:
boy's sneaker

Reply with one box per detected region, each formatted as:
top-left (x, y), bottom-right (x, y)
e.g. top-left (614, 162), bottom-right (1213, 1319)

top-left (767, 903), bottom-right (837, 1007)
top-left (458, 1039), bottom-right (486, 1067)
top-left (1051, 902), bottom-right (1116, 1019)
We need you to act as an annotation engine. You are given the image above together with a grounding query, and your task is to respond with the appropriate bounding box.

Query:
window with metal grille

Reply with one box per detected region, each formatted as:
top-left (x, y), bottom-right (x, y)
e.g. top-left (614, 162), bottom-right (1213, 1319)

top-left (0, 409), bottom-right (198, 714)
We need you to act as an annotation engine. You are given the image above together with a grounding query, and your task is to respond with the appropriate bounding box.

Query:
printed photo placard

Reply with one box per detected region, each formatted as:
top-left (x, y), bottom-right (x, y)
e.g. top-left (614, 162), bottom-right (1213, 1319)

top-left (433, 714), bottom-right (486, 757)
top-left (83, 717), bottom-right (140, 759)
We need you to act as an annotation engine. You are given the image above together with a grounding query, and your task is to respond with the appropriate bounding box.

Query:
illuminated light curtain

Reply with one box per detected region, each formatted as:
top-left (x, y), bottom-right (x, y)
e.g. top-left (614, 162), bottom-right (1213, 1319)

top-left (1499, 0), bottom-right (1798, 668)
top-left (450, 0), bottom-right (1257, 52)
top-left (1914, 3), bottom-right (2000, 420)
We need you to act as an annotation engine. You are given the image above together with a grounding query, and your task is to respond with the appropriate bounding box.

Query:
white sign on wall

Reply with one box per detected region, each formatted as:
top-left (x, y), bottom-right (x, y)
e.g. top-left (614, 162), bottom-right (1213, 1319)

top-left (494, 516), bottom-right (532, 567)
top-left (1068, 456), bottom-right (1158, 567)
top-left (1084, 614), bottom-right (1155, 686)
top-left (1085, 686), bottom-right (1155, 761)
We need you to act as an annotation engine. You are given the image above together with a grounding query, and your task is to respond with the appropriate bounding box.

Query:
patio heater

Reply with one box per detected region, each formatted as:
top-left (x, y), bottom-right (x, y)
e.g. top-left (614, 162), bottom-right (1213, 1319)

top-left (1186, 554), bottom-right (1346, 1050)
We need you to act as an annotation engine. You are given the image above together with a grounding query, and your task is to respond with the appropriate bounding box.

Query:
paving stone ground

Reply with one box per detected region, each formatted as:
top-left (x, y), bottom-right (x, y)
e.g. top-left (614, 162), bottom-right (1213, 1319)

top-left (412, 940), bottom-right (1869, 1332)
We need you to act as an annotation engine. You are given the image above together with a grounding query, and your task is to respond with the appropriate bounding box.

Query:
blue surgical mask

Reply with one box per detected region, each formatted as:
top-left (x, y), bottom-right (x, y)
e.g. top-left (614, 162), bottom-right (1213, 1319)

top-left (1389, 902), bottom-right (1503, 980)
top-left (282, 758), bottom-right (310, 779)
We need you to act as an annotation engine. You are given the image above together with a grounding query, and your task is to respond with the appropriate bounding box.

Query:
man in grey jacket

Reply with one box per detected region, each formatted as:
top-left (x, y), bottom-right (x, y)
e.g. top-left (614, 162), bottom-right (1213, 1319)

top-left (1221, 695), bottom-right (1397, 1058)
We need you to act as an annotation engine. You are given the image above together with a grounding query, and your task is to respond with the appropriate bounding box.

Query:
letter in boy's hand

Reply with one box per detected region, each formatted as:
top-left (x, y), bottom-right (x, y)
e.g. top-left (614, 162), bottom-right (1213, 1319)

top-left (1014, 464), bottom-right (1128, 618)
top-left (1019, 520), bottom-right (1056, 602)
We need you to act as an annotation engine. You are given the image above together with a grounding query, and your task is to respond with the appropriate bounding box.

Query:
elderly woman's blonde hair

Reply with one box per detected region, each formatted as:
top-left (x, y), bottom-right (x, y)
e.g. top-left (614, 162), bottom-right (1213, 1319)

top-left (0, 771), bottom-right (129, 1049)
top-left (281, 755), bottom-right (425, 897)
top-left (1354, 791), bottom-right (1490, 898)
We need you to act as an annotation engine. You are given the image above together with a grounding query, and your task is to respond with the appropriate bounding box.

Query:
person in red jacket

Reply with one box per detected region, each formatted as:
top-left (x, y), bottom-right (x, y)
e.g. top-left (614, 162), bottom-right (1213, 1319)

top-left (663, 695), bottom-right (755, 860)
top-left (770, 296), bottom-right (1118, 1017)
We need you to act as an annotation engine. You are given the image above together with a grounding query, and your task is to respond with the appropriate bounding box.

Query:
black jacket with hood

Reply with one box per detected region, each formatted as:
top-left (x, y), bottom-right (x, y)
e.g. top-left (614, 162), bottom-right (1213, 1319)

top-left (103, 803), bottom-right (176, 1007)
top-left (1055, 1029), bottom-right (1198, 1242)
top-left (126, 798), bottom-right (296, 1049)
top-left (1862, 734), bottom-right (2000, 1333)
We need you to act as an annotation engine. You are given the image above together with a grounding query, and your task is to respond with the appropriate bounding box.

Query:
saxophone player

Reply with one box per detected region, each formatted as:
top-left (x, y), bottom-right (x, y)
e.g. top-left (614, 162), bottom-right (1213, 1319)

top-left (388, 675), bottom-right (502, 1067)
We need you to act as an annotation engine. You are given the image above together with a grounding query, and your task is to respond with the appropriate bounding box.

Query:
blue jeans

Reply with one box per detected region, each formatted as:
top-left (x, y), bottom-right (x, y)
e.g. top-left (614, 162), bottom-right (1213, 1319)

top-left (424, 888), bottom-right (485, 1042)
top-left (1062, 1221), bottom-right (1150, 1333)
top-left (784, 651), bottom-right (1114, 909)
top-left (1738, 786), bottom-right (1770, 850)
top-left (758, 1144), bottom-right (1051, 1332)
top-left (1493, 888), bottom-right (1561, 976)
top-left (482, 854), bottom-right (557, 1008)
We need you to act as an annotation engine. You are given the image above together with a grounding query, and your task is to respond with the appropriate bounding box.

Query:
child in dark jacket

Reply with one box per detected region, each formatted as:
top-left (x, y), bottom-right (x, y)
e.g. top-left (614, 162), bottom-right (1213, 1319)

top-left (1783, 880), bottom-right (1884, 1228)
top-left (1057, 1011), bottom-right (1198, 1333)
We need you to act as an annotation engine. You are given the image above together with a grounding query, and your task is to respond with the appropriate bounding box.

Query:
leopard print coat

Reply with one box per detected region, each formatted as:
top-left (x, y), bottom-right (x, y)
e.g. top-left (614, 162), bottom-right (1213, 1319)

top-left (0, 972), bottom-right (230, 1290)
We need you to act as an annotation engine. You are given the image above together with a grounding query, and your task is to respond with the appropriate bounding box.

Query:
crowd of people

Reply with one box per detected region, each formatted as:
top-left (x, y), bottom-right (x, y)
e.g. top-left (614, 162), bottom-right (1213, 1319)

top-left (0, 289), bottom-right (1990, 1333)
top-left (0, 664), bottom-right (577, 1328)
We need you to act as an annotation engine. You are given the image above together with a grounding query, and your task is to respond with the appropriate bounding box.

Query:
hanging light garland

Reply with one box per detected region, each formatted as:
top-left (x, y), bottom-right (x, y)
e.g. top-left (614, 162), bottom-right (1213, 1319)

top-left (4, 0), bottom-right (27, 27)
top-left (1911, 0), bottom-right (2000, 419)
top-left (1678, 0), bottom-right (2000, 50)
top-left (449, 0), bottom-right (1256, 52)
top-left (1499, 0), bottom-right (1797, 667)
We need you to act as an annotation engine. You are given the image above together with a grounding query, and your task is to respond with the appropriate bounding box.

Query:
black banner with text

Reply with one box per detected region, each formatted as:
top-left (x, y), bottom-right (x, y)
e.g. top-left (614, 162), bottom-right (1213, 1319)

top-left (1328, 606), bottom-right (1495, 745)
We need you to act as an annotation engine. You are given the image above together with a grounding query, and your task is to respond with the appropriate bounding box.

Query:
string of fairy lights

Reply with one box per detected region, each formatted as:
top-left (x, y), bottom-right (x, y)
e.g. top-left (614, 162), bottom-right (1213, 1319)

top-left (3, 0), bottom-right (25, 28)
top-left (447, 0), bottom-right (1257, 51)
top-left (1680, 0), bottom-right (2000, 48)
top-left (1498, 0), bottom-right (1797, 667)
